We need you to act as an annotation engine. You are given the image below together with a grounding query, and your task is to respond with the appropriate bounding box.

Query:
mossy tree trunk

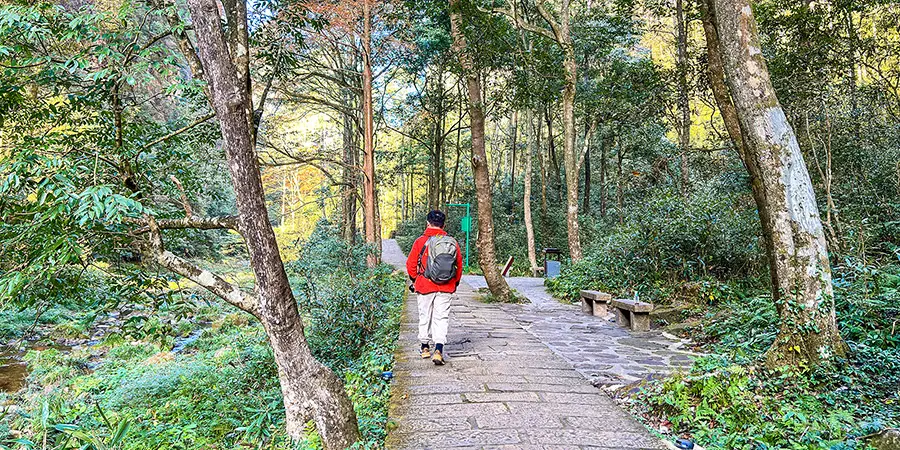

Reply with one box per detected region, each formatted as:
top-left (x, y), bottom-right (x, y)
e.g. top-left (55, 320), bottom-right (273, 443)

top-left (709, 0), bottom-right (847, 368)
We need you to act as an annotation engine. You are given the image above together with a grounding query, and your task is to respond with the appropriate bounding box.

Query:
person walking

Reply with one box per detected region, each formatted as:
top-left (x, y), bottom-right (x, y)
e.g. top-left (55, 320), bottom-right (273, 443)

top-left (406, 210), bottom-right (463, 365)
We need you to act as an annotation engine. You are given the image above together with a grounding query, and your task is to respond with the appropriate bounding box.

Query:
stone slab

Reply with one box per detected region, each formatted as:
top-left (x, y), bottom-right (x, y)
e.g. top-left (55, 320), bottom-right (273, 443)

top-left (580, 290), bottom-right (612, 301)
top-left (610, 298), bottom-right (654, 313)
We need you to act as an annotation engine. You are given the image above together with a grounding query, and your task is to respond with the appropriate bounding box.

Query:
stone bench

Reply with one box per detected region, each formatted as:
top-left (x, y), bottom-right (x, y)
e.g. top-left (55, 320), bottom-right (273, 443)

top-left (610, 298), bottom-right (654, 332)
top-left (579, 290), bottom-right (612, 317)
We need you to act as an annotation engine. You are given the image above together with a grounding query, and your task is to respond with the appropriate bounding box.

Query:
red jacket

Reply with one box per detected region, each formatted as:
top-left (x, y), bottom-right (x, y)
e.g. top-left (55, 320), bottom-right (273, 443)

top-left (406, 226), bottom-right (463, 294)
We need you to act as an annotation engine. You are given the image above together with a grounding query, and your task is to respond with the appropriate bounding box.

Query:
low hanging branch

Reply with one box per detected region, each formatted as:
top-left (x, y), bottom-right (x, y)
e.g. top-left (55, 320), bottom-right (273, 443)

top-left (133, 215), bottom-right (239, 233)
top-left (144, 215), bottom-right (259, 319)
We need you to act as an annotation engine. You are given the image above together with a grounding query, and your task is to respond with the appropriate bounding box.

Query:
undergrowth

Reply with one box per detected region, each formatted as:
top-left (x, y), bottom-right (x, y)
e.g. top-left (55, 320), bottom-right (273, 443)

top-left (631, 260), bottom-right (900, 449)
top-left (0, 221), bottom-right (405, 449)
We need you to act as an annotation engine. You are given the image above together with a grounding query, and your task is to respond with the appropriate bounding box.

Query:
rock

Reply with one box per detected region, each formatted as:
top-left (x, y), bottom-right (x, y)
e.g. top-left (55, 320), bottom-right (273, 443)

top-left (870, 429), bottom-right (900, 450)
top-left (664, 318), bottom-right (701, 334)
top-left (650, 305), bottom-right (689, 324)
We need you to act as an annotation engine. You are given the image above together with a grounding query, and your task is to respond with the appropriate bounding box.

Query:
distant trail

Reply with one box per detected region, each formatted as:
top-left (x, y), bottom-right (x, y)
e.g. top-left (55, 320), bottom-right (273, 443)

top-left (382, 239), bottom-right (665, 449)
top-left (381, 238), bottom-right (408, 270)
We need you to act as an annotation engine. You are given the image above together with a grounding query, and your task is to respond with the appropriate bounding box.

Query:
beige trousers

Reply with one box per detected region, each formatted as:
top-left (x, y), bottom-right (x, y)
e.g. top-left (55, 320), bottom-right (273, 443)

top-left (417, 292), bottom-right (452, 345)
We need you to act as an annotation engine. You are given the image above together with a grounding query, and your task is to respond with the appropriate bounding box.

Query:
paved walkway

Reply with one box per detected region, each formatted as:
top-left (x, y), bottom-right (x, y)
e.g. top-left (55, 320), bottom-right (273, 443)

top-left (382, 240), bottom-right (665, 449)
top-left (464, 277), bottom-right (697, 388)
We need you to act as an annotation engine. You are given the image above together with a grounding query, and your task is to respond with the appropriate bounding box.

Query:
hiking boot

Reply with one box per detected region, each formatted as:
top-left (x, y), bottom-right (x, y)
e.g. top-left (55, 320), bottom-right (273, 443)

top-left (432, 349), bottom-right (445, 365)
top-left (420, 346), bottom-right (431, 359)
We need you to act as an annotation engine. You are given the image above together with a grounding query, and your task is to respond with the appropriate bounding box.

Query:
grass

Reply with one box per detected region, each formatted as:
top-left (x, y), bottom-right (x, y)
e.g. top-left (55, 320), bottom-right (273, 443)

top-left (0, 244), bottom-right (406, 450)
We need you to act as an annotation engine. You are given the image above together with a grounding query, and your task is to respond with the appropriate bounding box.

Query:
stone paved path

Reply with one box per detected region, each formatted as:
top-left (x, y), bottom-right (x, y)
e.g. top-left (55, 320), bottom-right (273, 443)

top-left (463, 277), bottom-right (697, 387)
top-left (382, 240), bottom-right (664, 450)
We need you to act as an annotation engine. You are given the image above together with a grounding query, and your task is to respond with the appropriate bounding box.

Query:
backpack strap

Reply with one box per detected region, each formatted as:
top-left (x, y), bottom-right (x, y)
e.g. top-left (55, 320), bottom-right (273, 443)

top-left (416, 236), bottom-right (431, 275)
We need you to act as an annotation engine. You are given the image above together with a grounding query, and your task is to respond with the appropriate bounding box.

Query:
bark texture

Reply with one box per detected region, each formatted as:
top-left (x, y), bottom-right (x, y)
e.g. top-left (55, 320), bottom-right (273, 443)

top-left (558, 4), bottom-right (583, 261)
top-left (710, 0), bottom-right (846, 368)
top-left (362, 0), bottom-right (380, 267)
top-left (676, 0), bottom-right (691, 196)
top-left (599, 134), bottom-right (608, 218)
top-left (524, 109), bottom-right (539, 273)
top-left (341, 93), bottom-right (358, 243)
top-left (184, 0), bottom-right (360, 446)
top-left (449, 0), bottom-right (513, 301)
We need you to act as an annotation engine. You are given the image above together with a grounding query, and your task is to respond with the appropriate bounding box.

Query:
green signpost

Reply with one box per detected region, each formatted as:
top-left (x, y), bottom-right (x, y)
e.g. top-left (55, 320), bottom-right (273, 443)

top-left (446, 202), bottom-right (471, 271)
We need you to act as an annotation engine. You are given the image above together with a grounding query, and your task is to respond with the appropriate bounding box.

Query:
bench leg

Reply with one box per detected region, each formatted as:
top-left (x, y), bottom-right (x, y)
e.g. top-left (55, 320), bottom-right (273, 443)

top-left (592, 302), bottom-right (607, 318)
top-left (580, 297), bottom-right (593, 315)
top-left (614, 308), bottom-right (630, 329)
top-left (630, 312), bottom-right (651, 332)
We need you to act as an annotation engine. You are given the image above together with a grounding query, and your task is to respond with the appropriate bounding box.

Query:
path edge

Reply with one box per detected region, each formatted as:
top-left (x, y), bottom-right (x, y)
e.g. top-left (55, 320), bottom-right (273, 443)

top-left (384, 279), bottom-right (411, 449)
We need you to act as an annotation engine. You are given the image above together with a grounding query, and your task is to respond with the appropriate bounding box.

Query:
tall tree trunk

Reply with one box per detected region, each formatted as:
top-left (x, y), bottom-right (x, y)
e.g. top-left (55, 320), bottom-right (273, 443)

top-left (560, 31), bottom-right (582, 260)
top-left (545, 108), bottom-right (562, 202)
top-left (582, 135), bottom-right (591, 214)
top-left (710, 0), bottom-right (846, 368)
top-left (449, 112), bottom-right (462, 202)
top-left (599, 133), bottom-right (608, 219)
top-left (449, 82), bottom-right (464, 202)
top-left (676, 0), bottom-right (691, 196)
top-left (375, 186), bottom-right (382, 256)
top-left (524, 108), bottom-right (539, 273)
top-left (281, 174), bottom-right (287, 227)
top-left (616, 140), bottom-right (624, 225)
top-left (538, 108), bottom-right (548, 235)
top-left (699, 0), bottom-right (746, 164)
top-left (509, 110), bottom-right (518, 215)
top-left (439, 76), bottom-right (447, 206)
top-left (429, 119), bottom-right (441, 209)
top-left (400, 170), bottom-right (407, 221)
top-left (184, 1), bottom-right (359, 447)
top-left (341, 106), bottom-right (357, 243)
top-left (449, 0), bottom-right (513, 300)
top-left (361, 0), bottom-right (379, 267)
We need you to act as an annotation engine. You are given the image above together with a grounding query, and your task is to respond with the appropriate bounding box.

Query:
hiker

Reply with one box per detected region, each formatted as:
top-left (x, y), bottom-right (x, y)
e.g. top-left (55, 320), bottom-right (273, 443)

top-left (406, 210), bottom-right (463, 365)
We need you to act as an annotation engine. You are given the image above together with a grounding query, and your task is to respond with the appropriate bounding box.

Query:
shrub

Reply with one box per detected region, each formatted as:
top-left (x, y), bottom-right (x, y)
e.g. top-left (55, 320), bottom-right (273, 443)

top-left (3, 220), bottom-right (406, 449)
top-left (548, 182), bottom-right (766, 303)
top-left (637, 263), bottom-right (900, 449)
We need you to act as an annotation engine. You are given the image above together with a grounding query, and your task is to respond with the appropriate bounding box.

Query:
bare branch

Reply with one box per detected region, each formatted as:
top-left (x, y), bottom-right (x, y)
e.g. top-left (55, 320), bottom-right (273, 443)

top-left (484, 3), bottom-right (556, 41)
top-left (169, 175), bottom-right (193, 216)
top-left (144, 216), bottom-right (259, 318)
top-left (140, 113), bottom-right (216, 152)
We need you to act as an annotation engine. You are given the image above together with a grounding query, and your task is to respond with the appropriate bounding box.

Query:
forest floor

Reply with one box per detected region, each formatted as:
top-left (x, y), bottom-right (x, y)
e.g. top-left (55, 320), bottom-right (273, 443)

top-left (381, 239), bottom-right (693, 449)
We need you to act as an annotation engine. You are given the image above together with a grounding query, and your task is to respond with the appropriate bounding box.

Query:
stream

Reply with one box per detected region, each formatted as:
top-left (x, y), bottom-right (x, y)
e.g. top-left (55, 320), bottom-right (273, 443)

top-left (0, 346), bottom-right (27, 393)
